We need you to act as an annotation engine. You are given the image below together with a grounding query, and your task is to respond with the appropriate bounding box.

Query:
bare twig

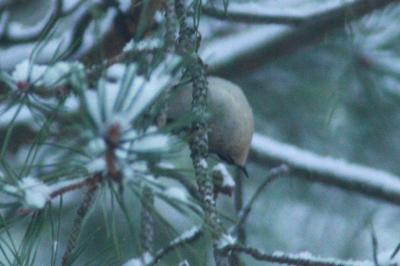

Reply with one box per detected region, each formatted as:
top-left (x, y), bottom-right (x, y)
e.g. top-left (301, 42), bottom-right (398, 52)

top-left (250, 133), bottom-right (400, 206)
top-left (371, 227), bottom-right (379, 266)
top-left (232, 164), bottom-right (289, 234)
top-left (203, 6), bottom-right (305, 25)
top-left (233, 169), bottom-right (244, 240)
top-left (230, 169), bottom-right (244, 266)
top-left (391, 242), bottom-right (400, 260)
top-left (223, 244), bottom-right (373, 266)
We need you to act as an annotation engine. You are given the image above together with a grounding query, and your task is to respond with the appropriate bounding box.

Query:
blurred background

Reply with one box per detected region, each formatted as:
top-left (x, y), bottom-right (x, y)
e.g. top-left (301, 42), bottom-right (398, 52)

top-left (1, 0), bottom-right (400, 265)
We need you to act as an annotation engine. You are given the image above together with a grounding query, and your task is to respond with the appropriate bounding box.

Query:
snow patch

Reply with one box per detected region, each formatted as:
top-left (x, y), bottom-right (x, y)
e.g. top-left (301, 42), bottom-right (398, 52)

top-left (216, 233), bottom-right (236, 250)
top-left (11, 59), bottom-right (83, 88)
top-left (170, 226), bottom-right (201, 245)
top-left (156, 161), bottom-right (176, 169)
top-left (18, 176), bottom-right (51, 209)
top-left (123, 252), bottom-right (154, 266)
top-left (123, 38), bottom-right (164, 53)
top-left (165, 187), bottom-right (188, 202)
top-left (118, 0), bottom-right (131, 12)
top-left (199, 159), bottom-right (208, 169)
top-left (213, 163), bottom-right (235, 188)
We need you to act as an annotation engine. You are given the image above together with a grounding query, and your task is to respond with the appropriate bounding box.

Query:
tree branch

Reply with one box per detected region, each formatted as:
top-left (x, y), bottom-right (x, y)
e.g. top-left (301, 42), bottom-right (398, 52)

top-left (149, 226), bottom-right (203, 265)
top-left (224, 244), bottom-right (373, 266)
top-left (0, 0), bottom-right (63, 45)
top-left (210, 0), bottom-right (400, 77)
top-left (61, 182), bottom-right (98, 266)
top-left (203, 6), bottom-right (305, 25)
top-left (140, 186), bottom-right (155, 255)
top-left (250, 133), bottom-right (400, 206)
top-left (231, 164), bottom-right (289, 234)
top-left (175, 0), bottom-right (229, 265)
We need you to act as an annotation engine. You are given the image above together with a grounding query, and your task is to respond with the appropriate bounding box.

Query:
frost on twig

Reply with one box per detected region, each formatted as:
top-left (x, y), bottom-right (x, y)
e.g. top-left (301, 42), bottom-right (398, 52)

top-left (149, 226), bottom-right (203, 266)
top-left (223, 244), bottom-right (374, 266)
top-left (123, 226), bottom-right (201, 266)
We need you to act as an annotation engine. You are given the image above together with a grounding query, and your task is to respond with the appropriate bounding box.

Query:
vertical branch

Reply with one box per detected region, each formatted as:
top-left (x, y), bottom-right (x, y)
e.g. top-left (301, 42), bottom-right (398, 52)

top-left (234, 171), bottom-right (245, 243)
top-left (156, 0), bottom-right (177, 128)
top-left (230, 170), bottom-right (245, 266)
top-left (174, 0), bottom-right (229, 265)
top-left (164, 0), bottom-right (177, 52)
top-left (140, 186), bottom-right (155, 256)
top-left (62, 183), bottom-right (98, 266)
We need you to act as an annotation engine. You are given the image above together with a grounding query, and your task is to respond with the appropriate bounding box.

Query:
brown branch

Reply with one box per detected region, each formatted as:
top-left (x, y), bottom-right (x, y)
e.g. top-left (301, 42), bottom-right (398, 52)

top-left (18, 174), bottom-right (102, 216)
top-left (62, 182), bottom-right (99, 266)
top-left (210, 0), bottom-right (400, 77)
top-left (49, 174), bottom-right (102, 199)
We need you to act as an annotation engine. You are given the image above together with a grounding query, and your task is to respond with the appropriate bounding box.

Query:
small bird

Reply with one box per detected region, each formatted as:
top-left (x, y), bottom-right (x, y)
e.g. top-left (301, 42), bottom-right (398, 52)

top-left (167, 76), bottom-right (254, 176)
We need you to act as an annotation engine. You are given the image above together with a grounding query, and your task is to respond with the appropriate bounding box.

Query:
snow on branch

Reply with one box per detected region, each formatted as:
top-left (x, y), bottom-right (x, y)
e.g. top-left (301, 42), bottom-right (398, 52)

top-left (223, 244), bottom-right (373, 266)
top-left (149, 226), bottom-right (202, 265)
top-left (250, 133), bottom-right (400, 206)
top-left (0, 0), bottom-right (62, 44)
top-left (208, 0), bottom-right (400, 77)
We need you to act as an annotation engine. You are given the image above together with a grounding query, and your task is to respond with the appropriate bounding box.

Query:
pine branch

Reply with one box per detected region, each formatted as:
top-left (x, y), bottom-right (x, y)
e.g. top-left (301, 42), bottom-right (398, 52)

top-left (175, 0), bottom-right (229, 264)
top-left (149, 226), bottom-right (203, 265)
top-left (17, 174), bottom-right (102, 216)
top-left (140, 186), bottom-right (155, 255)
top-left (61, 183), bottom-right (98, 266)
top-left (49, 174), bottom-right (102, 200)
top-left (250, 133), bottom-right (400, 206)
